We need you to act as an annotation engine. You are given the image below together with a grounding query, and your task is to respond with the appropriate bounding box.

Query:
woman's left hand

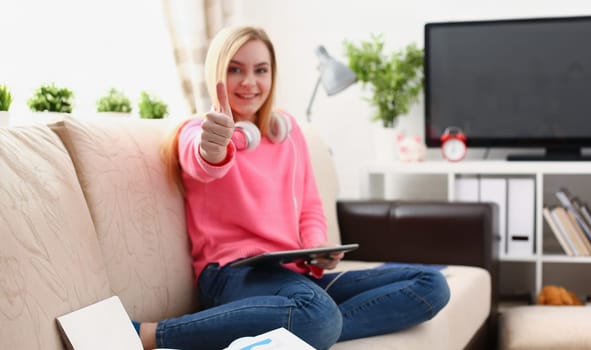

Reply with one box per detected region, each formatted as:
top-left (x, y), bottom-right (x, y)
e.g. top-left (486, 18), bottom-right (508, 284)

top-left (309, 244), bottom-right (344, 270)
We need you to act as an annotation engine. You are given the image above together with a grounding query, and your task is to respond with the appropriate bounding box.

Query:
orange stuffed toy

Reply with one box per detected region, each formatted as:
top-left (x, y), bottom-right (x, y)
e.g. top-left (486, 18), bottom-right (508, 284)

top-left (537, 285), bottom-right (583, 306)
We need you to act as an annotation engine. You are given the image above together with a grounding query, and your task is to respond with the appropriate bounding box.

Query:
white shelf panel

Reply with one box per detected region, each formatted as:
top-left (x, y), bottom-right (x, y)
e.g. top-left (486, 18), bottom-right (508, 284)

top-left (501, 255), bottom-right (591, 263)
top-left (541, 255), bottom-right (591, 263)
top-left (367, 160), bottom-right (591, 175)
top-left (500, 255), bottom-right (537, 263)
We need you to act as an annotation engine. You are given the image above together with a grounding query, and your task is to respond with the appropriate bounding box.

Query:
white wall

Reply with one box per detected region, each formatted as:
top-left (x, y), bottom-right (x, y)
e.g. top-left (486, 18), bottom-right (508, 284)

top-left (234, 0), bottom-right (591, 199)
top-left (3, 0), bottom-right (591, 200)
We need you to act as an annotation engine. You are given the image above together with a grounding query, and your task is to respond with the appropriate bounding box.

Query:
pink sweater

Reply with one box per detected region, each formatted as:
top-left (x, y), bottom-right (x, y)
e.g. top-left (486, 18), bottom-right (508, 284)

top-left (178, 113), bottom-right (327, 280)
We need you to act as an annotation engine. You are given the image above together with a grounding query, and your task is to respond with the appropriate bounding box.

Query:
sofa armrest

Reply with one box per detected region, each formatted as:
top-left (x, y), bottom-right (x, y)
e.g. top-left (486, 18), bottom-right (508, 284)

top-left (337, 200), bottom-right (498, 271)
top-left (336, 199), bottom-right (499, 348)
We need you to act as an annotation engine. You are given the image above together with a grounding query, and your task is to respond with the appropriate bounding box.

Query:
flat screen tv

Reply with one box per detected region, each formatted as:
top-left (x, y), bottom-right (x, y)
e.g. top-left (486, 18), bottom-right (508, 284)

top-left (425, 16), bottom-right (591, 160)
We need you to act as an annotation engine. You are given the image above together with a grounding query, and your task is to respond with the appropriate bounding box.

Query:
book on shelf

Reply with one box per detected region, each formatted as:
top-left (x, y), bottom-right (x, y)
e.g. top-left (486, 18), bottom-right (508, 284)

top-left (550, 206), bottom-right (590, 256)
top-left (579, 202), bottom-right (591, 229)
top-left (555, 188), bottom-right (591, 244)
top-left (542, 206), bottom-right (575, 256)
top-left (566, 210), bottom-right (591, 255)
top-left (573, 198), bottom-right (591, 237)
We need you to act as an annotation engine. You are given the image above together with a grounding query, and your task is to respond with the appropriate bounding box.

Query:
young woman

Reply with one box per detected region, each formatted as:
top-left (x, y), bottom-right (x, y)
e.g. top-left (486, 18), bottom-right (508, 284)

top-left (140, 25), bottom-right (450, 350)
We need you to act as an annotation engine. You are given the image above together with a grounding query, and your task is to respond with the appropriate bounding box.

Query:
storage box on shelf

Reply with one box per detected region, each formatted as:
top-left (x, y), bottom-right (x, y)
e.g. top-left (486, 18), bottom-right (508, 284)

top-left (365, 160), bottom-right (591, 303)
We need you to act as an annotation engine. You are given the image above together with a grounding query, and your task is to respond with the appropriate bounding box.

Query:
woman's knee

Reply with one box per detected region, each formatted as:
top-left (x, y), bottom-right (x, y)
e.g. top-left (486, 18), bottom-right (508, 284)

top-left (421, 269), bottom-right (451, 318)
top-left (290, 289), bottom-right (342, 349)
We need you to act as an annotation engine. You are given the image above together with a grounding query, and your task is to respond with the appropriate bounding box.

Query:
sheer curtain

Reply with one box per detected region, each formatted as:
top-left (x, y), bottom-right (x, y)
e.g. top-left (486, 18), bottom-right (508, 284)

top-left (162, 0), bottom-right (236, 115)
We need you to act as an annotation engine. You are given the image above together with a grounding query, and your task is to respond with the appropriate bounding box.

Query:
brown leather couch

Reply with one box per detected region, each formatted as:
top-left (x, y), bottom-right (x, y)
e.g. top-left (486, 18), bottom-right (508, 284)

top-left (336, 200), bottom-right (499, 349)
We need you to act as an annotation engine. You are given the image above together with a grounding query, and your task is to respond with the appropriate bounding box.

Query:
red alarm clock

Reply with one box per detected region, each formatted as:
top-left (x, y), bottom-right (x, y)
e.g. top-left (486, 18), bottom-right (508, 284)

top-left (440, 127), bottom-right (467, 162)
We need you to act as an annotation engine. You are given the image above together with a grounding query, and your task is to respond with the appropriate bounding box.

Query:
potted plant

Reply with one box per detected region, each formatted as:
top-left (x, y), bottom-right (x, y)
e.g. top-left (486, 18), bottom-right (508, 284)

top-left (138, 91), bottom-right (168, 119)
top-left (27, 83), bottom-right (74, 113)
top-left (96, 88), bottom-right (132, 116)
top-left (0, 84), bottom-right (12, 127)
top-left (0, 84), bottom-right (11, 111)
top-left (343, 34), bottom-right (424, 128)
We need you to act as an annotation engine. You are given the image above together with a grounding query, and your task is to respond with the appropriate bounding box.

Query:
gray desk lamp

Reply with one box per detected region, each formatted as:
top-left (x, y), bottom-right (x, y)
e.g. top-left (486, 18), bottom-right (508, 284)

top-left (305, 46), bottom-right (357, 121)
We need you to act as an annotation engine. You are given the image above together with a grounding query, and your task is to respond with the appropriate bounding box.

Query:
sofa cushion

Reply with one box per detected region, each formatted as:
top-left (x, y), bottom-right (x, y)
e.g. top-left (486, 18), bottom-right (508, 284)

top-left (0, 125), bottom-right (112, 349)
top-left (500, 305), bottom-right (591, 350)
top-left (331, 262), bottom-right (491, 350)
top-left (51, 116), bottom-right (198, 321)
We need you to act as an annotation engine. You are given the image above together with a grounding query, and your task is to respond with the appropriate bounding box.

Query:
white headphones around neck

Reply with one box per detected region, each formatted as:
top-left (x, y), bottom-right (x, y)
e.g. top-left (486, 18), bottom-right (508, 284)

top-left (232, 112), bottom-right (292, 151)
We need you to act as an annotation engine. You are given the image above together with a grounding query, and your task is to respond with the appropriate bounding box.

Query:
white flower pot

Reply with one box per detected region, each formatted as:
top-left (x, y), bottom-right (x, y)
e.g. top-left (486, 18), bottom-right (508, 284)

top-left (0, 111), bottom-right (10, 127)
top-left (373, 127), bottom-right (398, 163)
top-left (27, 111), bottom-right (69, 126)
top-left (96, 112), bottom-right (132, 118)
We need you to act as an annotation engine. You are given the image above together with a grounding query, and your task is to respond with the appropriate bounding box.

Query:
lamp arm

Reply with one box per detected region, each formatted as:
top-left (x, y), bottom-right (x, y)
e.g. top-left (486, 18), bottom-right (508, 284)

top-left (305, 77), bottom-right (322, 121)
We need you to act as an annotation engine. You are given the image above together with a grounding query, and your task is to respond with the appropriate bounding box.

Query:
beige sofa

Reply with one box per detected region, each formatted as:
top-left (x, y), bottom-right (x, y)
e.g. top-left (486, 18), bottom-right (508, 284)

top-left (0, 115), bottom-right (497, 349)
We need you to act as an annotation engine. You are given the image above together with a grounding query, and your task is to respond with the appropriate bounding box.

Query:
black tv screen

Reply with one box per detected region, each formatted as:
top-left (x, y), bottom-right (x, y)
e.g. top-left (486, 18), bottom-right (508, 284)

top-left (425, 16), bottom-right (591, 159)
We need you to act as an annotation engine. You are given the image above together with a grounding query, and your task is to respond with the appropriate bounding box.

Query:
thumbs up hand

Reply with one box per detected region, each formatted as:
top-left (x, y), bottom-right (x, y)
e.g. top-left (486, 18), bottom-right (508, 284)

top-left (199, 81), bottom-right (235, 164)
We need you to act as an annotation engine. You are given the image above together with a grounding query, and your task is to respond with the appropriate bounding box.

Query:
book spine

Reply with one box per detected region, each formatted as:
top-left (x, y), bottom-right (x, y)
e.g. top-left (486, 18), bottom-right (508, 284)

top-left (542, 207), bottom-right (574, 256)
top-left (551, 207), bottom-right (582, 256)
top-left (579, 203), bottom-right (591, 231)
top-left (566, 211), bottom-right (591, 255)
top-left (555, 189), bottom-right (591, 244)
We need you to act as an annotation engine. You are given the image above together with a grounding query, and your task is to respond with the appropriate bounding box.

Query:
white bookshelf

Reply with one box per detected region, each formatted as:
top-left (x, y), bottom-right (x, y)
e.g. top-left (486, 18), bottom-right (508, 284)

top-left (365, 160), bottom-right (591, 300)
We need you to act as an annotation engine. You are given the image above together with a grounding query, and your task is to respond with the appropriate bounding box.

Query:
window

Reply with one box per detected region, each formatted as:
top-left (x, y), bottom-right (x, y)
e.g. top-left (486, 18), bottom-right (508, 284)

top-left (0, 0), bottom-right (186, 119)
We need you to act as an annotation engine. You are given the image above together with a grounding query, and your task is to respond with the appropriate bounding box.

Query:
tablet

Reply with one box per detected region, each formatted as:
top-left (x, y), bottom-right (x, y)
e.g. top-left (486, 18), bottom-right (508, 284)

top-left (229, 243), bottom-right (359, 268)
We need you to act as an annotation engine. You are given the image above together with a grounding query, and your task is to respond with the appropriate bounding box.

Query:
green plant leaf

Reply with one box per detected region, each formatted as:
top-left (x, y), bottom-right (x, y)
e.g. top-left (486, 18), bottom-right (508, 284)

top-left (138, 91), bottom-right (168, 119)
top-left (96, 88), bottom-right (132, 113)
top-left (27, 83), bottom-right (74, 113)
top-left (344, 35), bottom-right (424, 127)
top-left (0, 84), bottom-right (12, 111)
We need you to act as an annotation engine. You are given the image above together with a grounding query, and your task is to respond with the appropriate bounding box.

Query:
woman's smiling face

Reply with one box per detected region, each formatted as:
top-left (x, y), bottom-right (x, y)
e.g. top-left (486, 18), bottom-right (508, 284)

top-left (225, 39), bottom-right (273, 122)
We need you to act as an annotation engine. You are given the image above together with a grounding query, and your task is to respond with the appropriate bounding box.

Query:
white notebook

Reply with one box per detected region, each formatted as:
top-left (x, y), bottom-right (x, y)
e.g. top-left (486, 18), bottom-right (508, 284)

top-left (56, 296), bottom-right (144, 350)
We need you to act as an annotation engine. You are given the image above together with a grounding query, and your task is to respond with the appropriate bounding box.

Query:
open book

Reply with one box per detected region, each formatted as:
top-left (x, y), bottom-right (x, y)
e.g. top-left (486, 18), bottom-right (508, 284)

top-left (224, 327), bottom-right (315, 350)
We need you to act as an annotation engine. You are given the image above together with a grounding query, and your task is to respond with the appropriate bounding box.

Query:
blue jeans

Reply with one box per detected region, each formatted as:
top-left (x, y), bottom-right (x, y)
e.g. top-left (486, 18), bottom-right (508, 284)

top-left (155, 264), bottom-right (450, 350)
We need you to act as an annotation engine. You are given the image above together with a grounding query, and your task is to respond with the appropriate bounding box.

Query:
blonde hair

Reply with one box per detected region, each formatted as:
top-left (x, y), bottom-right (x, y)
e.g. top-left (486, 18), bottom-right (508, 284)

top-left (161, 26), bottom-right (277, 193)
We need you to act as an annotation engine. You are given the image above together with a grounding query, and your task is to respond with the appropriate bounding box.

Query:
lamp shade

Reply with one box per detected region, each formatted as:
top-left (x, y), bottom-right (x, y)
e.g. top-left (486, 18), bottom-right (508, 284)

top-left (315, 46), bottom-right (357, 95)
top-left (306, 46), bottom-right (357, 119)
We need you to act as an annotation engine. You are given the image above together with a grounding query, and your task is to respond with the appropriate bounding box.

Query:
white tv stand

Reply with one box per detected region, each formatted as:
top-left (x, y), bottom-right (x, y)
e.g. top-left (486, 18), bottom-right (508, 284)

top-left (366, 160), bottom-right (591, 300)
